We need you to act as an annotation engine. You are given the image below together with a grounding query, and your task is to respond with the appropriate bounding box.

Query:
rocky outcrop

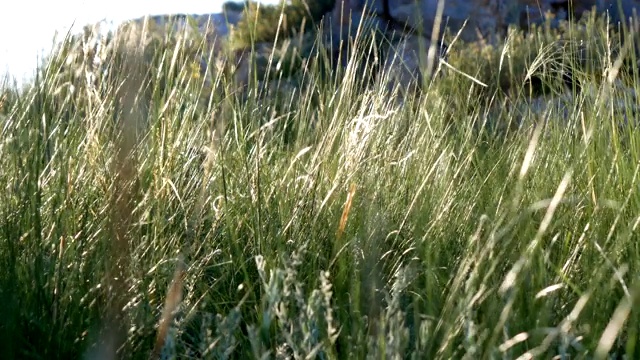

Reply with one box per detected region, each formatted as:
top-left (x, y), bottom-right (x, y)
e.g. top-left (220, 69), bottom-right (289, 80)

top-left (326, 0), bottom-right (640, 42)
top-left (323, 0), bottom-right (640, 95)
top-left (128, 9), bottom-right (243, 58)
top-left (68, 0), bottom-right (640, 103)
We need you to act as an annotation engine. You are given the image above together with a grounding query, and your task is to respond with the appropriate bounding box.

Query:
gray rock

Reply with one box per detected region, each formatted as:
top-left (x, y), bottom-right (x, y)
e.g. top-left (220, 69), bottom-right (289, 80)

top-left (128, 9), bottom-right (243, 54)
top-left (323, 0), bottom-right (640, 97)
top-left (381, 34), bottom-right (442, 95)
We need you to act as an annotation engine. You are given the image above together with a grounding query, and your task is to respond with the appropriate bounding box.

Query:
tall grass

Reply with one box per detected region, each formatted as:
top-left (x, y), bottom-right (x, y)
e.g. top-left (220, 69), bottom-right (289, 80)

top-left (1, 12), bottom-right (640, 359)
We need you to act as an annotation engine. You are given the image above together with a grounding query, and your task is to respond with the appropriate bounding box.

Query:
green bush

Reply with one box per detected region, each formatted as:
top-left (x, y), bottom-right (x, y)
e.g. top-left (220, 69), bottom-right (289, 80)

top-left (230, 0), bottom-right (335, 49)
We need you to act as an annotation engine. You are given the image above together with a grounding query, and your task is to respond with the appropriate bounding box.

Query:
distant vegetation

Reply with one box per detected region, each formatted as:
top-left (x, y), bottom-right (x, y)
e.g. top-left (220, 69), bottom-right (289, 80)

top-left (230, 0), bottom-right (335, 48)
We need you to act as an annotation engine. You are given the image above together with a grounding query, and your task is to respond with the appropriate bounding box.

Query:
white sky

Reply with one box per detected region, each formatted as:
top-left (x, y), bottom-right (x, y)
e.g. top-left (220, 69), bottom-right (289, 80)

top-left (0, 0), bottom-right (279, 87)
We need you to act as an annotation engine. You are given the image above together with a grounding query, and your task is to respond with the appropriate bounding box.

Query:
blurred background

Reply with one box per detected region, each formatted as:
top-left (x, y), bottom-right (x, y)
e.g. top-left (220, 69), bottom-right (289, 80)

top-left (0, 0), bottom-right (279, 87)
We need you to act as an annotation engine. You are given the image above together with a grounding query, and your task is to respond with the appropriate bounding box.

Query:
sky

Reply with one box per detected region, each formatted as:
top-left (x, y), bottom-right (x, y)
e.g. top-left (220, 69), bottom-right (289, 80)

top-left (0, 0), bottom-right (279, 87)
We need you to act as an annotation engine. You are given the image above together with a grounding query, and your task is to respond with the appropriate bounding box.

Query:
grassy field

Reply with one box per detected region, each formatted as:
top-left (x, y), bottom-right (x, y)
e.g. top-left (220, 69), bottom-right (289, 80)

top-left (1, 12), bottom-right (640, 359)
